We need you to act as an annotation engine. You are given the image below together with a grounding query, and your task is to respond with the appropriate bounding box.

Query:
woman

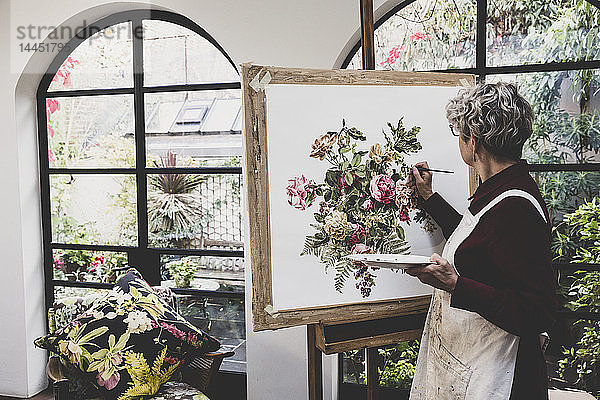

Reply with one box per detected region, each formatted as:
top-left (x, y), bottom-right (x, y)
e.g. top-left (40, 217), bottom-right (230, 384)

top-left (406, 82), bottom-right (557, 400)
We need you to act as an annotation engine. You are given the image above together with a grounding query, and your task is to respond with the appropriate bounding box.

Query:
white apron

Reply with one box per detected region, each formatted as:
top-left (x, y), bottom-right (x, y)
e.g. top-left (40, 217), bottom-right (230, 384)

top-left (409, 189), bottom-right (547, 400)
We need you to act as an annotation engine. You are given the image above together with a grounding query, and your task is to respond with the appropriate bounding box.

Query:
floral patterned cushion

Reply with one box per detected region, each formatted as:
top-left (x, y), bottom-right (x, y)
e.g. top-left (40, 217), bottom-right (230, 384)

top-left (35, 268), bottom-right (220, 400)
top-left (50, 294), bottom-right (100, 333)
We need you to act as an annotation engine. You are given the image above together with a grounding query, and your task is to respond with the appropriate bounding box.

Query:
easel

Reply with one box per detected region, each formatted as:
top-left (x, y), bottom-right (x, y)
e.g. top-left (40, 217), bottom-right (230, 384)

top-left (304, 2), bottom-right (429, 399)
top-left (242, 4), bottom-right (478, 398)
top-left (306, 313), bottom-right (428, 400)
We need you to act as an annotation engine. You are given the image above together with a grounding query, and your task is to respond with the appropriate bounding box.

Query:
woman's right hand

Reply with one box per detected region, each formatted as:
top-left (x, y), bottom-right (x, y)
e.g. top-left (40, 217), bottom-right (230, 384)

top-left (412, 161), bottom-right (434, 201)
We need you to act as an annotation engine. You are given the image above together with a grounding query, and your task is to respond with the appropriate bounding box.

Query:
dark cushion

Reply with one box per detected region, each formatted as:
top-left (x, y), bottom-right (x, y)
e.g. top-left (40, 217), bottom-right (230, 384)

top-left (35, 268), bottom-right (220, 400)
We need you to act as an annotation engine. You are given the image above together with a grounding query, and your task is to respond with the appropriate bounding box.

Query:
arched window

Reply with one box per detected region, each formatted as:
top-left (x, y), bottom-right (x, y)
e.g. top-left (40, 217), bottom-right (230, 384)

top-left (341, 0), bottom-right (600, 393)
top-left (37, 10), bottom-right (245, 371)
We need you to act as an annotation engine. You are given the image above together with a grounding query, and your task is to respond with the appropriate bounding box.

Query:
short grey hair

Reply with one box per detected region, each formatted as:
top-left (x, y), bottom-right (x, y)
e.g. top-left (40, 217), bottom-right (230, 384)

top-left (445, 82), bottom-right (534, 161)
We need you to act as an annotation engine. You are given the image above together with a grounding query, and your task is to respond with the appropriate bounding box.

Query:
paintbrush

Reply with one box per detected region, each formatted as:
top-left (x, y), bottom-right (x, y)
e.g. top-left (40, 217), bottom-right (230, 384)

top-left (416, 166), bottom-right (454, 174)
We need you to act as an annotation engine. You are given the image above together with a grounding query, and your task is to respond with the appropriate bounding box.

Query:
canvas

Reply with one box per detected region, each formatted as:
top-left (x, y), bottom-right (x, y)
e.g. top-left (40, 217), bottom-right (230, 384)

top-left (266, 84), bottom-right (469, 311)
top-left (241, 64), bottom-right (475, 331)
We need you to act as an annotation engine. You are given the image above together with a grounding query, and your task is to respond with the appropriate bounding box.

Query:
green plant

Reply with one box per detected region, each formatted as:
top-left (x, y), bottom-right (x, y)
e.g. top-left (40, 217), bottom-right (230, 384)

top-left (147, 151), bottom-right (206, 247)
top-left (165, 257), bottom-right (198, 288)
top-left (342, 341), bottom-right (420, 390)
top-left (59, 249), bottom-right (95, 277)
top-left (558, 198), bottom-right (600, 397)
top-left (378, 341), bottom-right (420, 390)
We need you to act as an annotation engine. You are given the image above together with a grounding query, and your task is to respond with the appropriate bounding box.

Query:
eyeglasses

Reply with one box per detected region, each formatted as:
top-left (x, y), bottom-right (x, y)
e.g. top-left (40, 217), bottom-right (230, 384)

top-left (449, 125), bottom-right (460, 137)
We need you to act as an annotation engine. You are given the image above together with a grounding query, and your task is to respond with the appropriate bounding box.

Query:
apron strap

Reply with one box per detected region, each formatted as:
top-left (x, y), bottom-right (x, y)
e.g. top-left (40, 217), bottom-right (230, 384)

top-left (473, 189), bottom-right (548, 224)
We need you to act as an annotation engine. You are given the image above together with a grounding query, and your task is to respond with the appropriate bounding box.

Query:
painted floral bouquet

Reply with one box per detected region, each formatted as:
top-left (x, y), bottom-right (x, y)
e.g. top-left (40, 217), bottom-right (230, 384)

top-left (286, 118), bottom-right (436, 297)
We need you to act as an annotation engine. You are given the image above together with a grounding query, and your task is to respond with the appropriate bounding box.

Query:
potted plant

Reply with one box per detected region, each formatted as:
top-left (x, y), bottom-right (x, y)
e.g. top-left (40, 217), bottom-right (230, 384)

top-left (58, 249), bottom-right (94, 281)
top-left (165, 257), bottom-right (198, 288)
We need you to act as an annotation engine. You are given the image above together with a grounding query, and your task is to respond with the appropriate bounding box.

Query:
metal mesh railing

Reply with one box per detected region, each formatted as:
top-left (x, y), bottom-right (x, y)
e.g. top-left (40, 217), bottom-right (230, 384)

top-left (189, 174), bottom-right (243, 250)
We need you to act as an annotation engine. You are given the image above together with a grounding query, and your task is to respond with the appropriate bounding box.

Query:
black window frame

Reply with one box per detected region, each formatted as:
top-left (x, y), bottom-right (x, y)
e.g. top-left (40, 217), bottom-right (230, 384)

top-left (36, 9), bottom-right (244, 323)
top-left (339, 0), bottom-right (600, 395)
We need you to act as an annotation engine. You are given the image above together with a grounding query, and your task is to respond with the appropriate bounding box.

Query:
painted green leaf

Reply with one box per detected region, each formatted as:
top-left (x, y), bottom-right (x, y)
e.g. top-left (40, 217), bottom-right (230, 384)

top-left (344, 171), bottom-right (354, 185)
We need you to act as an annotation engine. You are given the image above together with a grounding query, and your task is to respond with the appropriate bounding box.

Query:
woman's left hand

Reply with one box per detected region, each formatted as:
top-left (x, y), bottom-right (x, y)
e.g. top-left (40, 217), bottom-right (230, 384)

top-left (406, 253), bottom-right (458, 293)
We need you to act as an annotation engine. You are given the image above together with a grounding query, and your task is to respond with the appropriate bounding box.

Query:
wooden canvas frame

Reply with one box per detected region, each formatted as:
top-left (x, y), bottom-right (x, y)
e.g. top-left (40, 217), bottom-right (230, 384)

top-left (241, 64), bottom-right (477, 331)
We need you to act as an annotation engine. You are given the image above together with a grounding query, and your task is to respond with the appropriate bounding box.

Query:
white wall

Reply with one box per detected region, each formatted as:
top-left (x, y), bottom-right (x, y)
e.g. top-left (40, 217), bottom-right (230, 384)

top-left (2, 0), bottom-right (389, 397)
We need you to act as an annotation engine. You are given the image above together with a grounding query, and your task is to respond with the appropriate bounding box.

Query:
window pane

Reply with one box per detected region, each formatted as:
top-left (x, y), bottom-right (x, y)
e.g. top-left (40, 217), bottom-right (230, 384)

top-left (530, 171), bottom-right (600, 263)
top-left (342, 349), bottom-right (366, 384)
top-left (486, 72), bottom-right (600, 164)
top-left (52, 249), bottom-right (129, 283)
top-left (147, 174), bottom-right (243, 250)
top-left (46, 95), bottom-right (135, 168)
top-left (346, 0), bottom-right (476, 71)
top-left (160, 255), bottom-right (244, 292)
top-left (341, 342), bottom-right (419, 388)
top-left (145, 90), bottom-right (242, 167)
top-left (143, 20), bottom-right (238, 86)
top-left (487, 1), bottom-right (600, 67)
top-left (48, 22), bottom-right (133, 91)
top-left (175, 294), bottom-right (246, 371)
top-left (50, 174), bottom-right (137, 246)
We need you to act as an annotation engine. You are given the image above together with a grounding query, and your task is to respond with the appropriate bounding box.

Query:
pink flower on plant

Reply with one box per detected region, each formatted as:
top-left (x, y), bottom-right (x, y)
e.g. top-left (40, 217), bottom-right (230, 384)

top-left (347, 224), bottom-right (365, 245)
top-left (369, 174), bottom-right (395, 204)
top-left (380, 44), bottom-right (406, 66)
top-left (46, 99), bottom-right (60, 114)
top-left (52, 56), bottom-right (79, 88)
top-left (53, 255), bottom-right (63, 269)
top-left (410, 32), bottom-right (430, 41)
top-left (287, 175), bottom-right (315, 211)
top-left (48, 149), bottom-right (56, 163)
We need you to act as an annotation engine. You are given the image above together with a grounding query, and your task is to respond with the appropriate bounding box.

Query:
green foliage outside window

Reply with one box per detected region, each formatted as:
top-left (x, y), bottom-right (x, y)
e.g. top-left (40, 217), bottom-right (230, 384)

top-left (558, 199), bottom-right (600, 398)
top-left (343, 341), bottom-right (420, 390)
top-left (377, 341), bottom-right (420, 390)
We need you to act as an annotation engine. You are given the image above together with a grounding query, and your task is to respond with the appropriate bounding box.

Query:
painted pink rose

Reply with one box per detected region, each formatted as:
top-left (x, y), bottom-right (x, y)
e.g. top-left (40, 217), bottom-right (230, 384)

top-left (369, 174), bottom-right (395, 204)
top-left (347, 224), bottom-right (365, 245)
top-left (287, 175), bottom-right (315, 210)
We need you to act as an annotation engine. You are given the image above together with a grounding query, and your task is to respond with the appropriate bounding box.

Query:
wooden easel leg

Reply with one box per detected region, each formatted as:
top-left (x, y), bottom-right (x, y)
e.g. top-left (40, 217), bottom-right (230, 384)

top-left (366, 347), bottom-right (379, 400)
top-left (307, 324), bottom-right (323, 400)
